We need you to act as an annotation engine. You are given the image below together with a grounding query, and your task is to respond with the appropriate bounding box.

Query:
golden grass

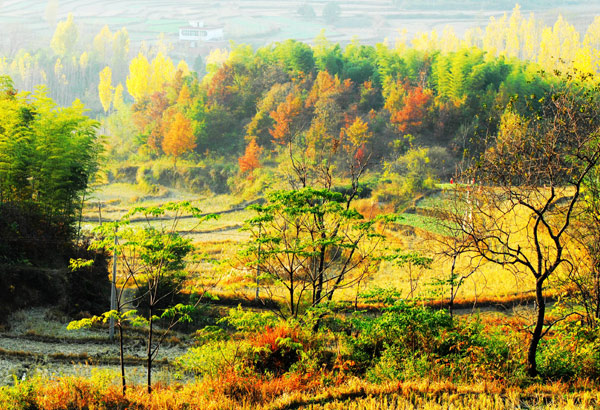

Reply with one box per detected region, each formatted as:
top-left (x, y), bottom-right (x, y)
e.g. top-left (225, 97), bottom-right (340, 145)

top-left (5, 374), bottom-right (600, 410)
top-left (84, 186), bottom-right (589, 306)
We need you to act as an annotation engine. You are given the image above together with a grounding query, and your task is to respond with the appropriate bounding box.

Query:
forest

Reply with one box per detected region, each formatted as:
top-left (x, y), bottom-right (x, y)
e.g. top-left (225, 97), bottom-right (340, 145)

top-left (3, 4), bottom-right (600, 409)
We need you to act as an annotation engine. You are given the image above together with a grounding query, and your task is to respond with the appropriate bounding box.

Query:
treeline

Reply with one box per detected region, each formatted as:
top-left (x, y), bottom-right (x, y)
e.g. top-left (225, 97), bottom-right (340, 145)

top-left (1, 6), bottom-right (600, 116)
top-left (392, 0), bottom-right (596, 9)
top-left (106, 34), bottom-right (553, 200)
top-left (0, 15), bottom-right (192, 112)
top-left (411, 5), bottom-right (600, 75)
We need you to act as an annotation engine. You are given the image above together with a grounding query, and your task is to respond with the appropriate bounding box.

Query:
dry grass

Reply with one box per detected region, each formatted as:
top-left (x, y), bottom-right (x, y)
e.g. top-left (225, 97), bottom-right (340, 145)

top-left (4, 374), bottom-right (600, 410)
top-left (84, 186), bottom-right (587, 307)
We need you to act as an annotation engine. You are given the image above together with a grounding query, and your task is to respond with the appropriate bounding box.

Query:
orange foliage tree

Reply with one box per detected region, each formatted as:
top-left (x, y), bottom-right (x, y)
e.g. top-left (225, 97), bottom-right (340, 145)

top-left (132, 91), bottom-right (170, 153)
top-left (269, 93), bottom-right (303, 145)
top-left (238, 137), bottom-right (263, 177)
top-left (391, 85), bottom-right (433, 133)
top-left (385, 79), bottom-right (433, 134)
top-left (162, 112), bottom-right (196, 162)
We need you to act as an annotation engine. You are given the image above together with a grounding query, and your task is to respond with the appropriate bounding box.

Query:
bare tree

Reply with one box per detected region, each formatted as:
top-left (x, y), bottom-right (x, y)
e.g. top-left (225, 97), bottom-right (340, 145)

top-left (445, 77), bottom-right (600, 377)
top-left (560, 166), bottom-right (600, 328)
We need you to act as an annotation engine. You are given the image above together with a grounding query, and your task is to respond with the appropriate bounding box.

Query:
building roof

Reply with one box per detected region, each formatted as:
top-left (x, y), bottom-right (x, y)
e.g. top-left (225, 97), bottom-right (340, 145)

top-left (179, 25), bottom-right (224, 31)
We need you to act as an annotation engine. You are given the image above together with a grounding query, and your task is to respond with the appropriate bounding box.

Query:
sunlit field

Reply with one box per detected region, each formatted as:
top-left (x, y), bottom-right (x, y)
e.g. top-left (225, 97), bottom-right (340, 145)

top-left (4, 1), bottom-right (600, 408)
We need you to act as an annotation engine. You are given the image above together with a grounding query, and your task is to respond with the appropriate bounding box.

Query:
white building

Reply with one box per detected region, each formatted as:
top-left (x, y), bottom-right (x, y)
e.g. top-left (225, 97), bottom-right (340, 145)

top-left (179, 20), bottom-right (224, 45)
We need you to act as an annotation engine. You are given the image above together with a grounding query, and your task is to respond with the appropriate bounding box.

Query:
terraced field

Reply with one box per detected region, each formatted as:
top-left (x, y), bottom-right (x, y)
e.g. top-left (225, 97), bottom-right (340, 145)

top-left (0, 308), bottom-right (188, 386)
top-left (82, 183), bottom-right (540, 306)
top-left (3, 0), bottom-right (597, 55)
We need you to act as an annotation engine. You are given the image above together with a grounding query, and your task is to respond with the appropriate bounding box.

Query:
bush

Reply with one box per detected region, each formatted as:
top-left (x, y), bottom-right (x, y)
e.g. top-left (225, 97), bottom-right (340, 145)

top-left (346, 302), bottom-right (525, 383)
top-left (175, 339), bottom-right (249, 378)
top-left (347, 302), bottom-right (453, 371)
top-left (113, 165), bottom-right (138, 183)
top-left (219, 305), bottom-right (279, 333)
top-left (537, 325), bottom-right (600, 380)
top-left (248, 324), bottom-right (304, 375)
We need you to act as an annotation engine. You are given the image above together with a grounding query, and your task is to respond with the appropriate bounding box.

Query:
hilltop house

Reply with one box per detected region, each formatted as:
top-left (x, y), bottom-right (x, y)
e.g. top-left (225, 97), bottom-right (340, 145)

top-left (179, 21), bottom-right (224, 46)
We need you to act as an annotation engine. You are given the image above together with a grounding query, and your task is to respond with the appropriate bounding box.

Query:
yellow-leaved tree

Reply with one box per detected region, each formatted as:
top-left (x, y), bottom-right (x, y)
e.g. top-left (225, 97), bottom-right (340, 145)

top-left (538, 15), bottom-right (579, 73)
top-left (93, 25), bottom-right (113, 62)
top-left (113, 83), bottom-right (125, 111)
top-left (126, 52), bottom-right (150, 102)
top-left (150, 52), bottom-right (176, 95)
top-left (98, 66), bottom-right (113, 113)
top-left (126, 52), bottom-right (177, 102)
top-left (176, 59), bottom-right (191, 76)
top-left (584, 16), bottom-right (600, 73)
top-left (162, 112), bottom-right (196, 164)
top-left (50, 13), bottom-right (78, 56)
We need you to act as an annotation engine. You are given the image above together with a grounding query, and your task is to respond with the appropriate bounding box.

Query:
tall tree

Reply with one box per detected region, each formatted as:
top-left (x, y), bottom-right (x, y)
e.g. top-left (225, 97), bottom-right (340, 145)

top-left (162, 111), bottom-right (196, 163)
top-left (238, 137), bottom-right (263, 177)
top-left (50, 13), bottom-right (78, 56)
top-left (0, 76), bottom-right (101, 221)
top-left (44, 0), bottom-right (59, 28)
top-left (98, 66), bottom-right (113, 114)
top-left (93, 25), bottom-right (113, 62)
top-left (112, 28), bottom-right (130, 77)
top-left (242, 188), bottom-right (386, 317)
top-left (70, 202), bottom-right (216, 394)
top-left (150, 52), bottom-right (176, 95)
top-left (126, 52), bottom-right (151, 102)
top-left (447, 79), bottom-right (600, 377)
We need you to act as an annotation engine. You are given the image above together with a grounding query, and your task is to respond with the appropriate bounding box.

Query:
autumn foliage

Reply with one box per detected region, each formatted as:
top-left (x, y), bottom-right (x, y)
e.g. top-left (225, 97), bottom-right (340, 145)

top-left (385, 80), bottom-right (433, 134)
top-left (162, 111), bottom-right (196, 160)
top-left (340, 116), bottom-right (372, 165)
top-left (238, 137), bottom-right (263, 176)
top-left (269, 93), bottom-right (303, 144)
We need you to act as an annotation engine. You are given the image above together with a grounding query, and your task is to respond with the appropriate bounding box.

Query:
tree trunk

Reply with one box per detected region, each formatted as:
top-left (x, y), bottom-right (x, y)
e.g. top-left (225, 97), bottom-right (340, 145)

top-left (527, 278), bottom-right (546, 377)
top-left (147, 309), bottom-right (153, 394)
top-left (594, 266), bottom-right (600, 327)
top-left (289, 282), bottom-right (295, 317)
top-left (314, 247), bottom-right (326, 305)
top-left (118, 323), bottom-right (126, 395)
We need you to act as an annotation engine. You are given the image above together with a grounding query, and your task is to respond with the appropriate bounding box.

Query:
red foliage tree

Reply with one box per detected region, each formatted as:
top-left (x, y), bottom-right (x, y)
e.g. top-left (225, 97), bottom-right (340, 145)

top-left (390, 85), bottom-right (433, 134)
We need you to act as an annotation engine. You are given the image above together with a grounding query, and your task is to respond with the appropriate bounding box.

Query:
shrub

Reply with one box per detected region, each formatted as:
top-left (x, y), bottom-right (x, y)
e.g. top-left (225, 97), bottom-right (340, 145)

top-left (219, 305), bottom-right (279, 333)
top-left (537, 324), bottom-right (600, 381)
top-left (346, 302), bottom-right (525, 383)
top-left (175, 339), bottom-right (249, 378)
top-left (248, 324), bottom-right (304, 375)
top-left (347, 302), bottom-right (453, 370)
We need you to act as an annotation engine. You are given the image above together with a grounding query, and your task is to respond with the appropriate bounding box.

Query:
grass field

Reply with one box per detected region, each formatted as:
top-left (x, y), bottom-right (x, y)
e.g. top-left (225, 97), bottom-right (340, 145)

top-left (83, 183), bottom-right (547, 308)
